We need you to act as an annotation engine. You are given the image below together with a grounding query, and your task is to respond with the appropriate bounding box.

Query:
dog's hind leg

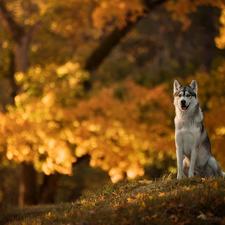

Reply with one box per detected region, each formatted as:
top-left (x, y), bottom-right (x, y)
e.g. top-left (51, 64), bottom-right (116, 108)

top-left (205, 157), bottom-right (223, 177)
top-left (182, 158), bottom-right (189, 177)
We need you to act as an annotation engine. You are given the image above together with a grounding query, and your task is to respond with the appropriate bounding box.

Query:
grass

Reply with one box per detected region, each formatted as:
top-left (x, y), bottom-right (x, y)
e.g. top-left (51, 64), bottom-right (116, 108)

top-left (3, 175), bottom-right (225, 225)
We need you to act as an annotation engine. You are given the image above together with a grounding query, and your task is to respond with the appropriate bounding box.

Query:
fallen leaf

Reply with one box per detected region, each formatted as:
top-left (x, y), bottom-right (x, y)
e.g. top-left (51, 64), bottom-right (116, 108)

top-left (141, 201), bottom-right (146, 208)
top-left (151, 214), bottom-right (157, 219)
top-left (135, 193), bottom-right (147, 199)
top-left (169, 214), bottom-right (179, 223)
top-left (149, 195), bottom-right (155, 199)
top-left (165, 180), bottom-right (171, 184)
top-left (89, 210), bottom-right (95, 216)
top-left (113, 190), bottom-right (119, 196)
top-left (98, 196), bottom-right (104, 201)
top-left (158, 192), bottom-right (165, 197)
top-left (127, 198), bottom-right (135, 203)
top-left (138, 179), bottom-right (152, 184)
top-left (200, 197), bottom-right (206, 205)
top-left (197, 212), bottom-right (207, 220)
top-left (135, 193), bottom-right (142, 199)
top-left (215, 198), bottom-right (223, 206)
top-left (146, 215), bottom-right (151, 221)
top-left (213, 181), bottom-right (219, 189)
top-left (180, 218), bottom-right (191, 225)
top-left (161, 202), bottom-right (166, 207)
top-left (183, 186), bottom-right (190, 191)
top-left (206, 212), bottom-right (214, 217)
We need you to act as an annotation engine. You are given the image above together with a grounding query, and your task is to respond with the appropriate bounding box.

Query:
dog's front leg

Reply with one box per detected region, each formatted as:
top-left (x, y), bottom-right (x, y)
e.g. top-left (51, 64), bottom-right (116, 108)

top-left (176, 148), bottom-right (183, 179)
top-left (188, 148), bottom-right (197, 178)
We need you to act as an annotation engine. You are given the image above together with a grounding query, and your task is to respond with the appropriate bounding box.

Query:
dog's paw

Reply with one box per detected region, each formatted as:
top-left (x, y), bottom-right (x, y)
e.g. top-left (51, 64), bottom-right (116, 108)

top-left (177, 175), bottom-right (183, 179)
top-left (188, 172), bottom-right (194, 178)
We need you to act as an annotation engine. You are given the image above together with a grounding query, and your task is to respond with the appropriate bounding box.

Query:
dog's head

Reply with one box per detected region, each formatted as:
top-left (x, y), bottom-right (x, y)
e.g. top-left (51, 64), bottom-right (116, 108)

top-left (173, 80), bottom-right (198, 111)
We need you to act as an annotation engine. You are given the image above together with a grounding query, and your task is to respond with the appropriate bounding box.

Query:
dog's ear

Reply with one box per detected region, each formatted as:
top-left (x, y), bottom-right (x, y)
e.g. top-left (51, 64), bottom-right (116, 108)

top-left (189, 80), bottom-right (198, 94)
top-left (174, 80), bottom-right (181, 94)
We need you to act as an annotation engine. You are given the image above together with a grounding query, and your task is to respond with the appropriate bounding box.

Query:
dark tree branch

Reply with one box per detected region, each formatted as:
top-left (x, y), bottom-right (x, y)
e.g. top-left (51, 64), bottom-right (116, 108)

top-left (5, 52), bottom-right (18, 102)
top-left (144, 0), bottom-right (168, 11)
top-left (0, 2), bottom-right (41, 43)
top-left (84, 22), bottom-right (135, 72)
top-left (27, 21), bottom-right (42, 39)
top-left (0, 1), bottom-right (24, 41)
top-left (83, 0), bottom-right (168, 90)
top-left (84, 0), bottom-right (168, 72)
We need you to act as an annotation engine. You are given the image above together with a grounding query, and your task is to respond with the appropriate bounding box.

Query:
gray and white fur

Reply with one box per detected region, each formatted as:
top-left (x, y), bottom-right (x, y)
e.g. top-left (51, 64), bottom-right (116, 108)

top-left (173, 79), bottom-right (225, 179)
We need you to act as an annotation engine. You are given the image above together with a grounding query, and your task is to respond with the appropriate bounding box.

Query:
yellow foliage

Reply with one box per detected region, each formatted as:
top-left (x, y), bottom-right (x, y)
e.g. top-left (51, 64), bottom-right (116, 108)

top-left (2, 59), bottom-right (225, 181)
top-left (0, 68), bottom-right (175, 180)
top-left (215, 8), bottom-right (225, 49)
top-left (92, 0), bottom-right (145, 29)
top-left (166, 0), bottom-right (225, 31)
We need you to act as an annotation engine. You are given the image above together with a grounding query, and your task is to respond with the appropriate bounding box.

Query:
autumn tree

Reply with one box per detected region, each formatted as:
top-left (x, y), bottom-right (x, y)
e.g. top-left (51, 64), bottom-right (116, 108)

top-left (0, 0), bottom-right (169, 205)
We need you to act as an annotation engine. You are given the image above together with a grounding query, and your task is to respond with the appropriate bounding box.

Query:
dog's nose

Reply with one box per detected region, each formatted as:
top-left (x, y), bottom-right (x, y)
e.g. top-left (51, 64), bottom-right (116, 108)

top-left (181, 100), bottom-right (186, 105)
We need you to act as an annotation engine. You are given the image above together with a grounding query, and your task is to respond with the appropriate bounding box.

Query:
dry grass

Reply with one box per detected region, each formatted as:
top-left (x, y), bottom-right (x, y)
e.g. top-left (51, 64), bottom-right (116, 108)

top-left (4, 175), bottom-right (225, 225)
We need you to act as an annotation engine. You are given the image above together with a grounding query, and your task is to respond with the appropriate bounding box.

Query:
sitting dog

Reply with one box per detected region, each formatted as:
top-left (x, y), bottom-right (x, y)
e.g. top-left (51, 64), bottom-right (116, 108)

top-left (173, 79), bottom-right (224, 179)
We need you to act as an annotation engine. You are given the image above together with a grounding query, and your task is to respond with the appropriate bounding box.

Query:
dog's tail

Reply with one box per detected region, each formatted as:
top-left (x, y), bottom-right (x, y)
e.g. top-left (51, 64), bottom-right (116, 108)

top-left (222, 171), bottom-right (225, 177)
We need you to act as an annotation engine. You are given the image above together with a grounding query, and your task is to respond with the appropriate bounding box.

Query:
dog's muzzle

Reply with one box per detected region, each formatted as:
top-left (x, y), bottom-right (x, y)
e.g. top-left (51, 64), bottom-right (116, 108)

top-left (181, 100), bottom-right (189, 111)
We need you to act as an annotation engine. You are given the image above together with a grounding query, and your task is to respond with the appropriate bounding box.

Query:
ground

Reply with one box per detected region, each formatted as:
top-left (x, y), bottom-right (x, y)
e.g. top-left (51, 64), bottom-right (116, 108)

top-left (2, 175), bottom-right (225, 225)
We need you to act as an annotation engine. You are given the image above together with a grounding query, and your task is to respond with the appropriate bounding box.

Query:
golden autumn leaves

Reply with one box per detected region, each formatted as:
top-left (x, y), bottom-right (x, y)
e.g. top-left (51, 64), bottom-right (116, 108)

top-left (92, 0), bottom-right (145, 29)
top-left (0, 63), bottom-right (176, 181)
top-left (1, 63), bottom-right (225, 182)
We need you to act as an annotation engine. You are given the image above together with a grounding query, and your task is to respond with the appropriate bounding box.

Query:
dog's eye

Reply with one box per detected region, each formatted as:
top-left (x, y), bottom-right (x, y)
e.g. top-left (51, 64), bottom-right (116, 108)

top-left (178, 94), bottom-right (182, 98)
top-left (186, 94), bottom-right (190, 97)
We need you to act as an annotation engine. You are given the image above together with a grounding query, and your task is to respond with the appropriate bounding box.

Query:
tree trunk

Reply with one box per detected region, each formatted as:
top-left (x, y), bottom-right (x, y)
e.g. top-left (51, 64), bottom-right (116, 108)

top-left (0, 1), bottom-right (40, 205)
top-left (19, 162), bottom-right (37, 206)
top-left (38, 173), bottom-right (60, 204)
top-left (13, 35), bottom-right (29, 73)
top-left (14, 33), bottom-right (38, 206)
top-left (0, 0), bottom-right (168, 206)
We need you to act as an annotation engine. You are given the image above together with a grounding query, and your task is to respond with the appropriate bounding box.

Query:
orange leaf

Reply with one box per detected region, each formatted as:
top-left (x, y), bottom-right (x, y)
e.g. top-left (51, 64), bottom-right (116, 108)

top-left (180, 218), bottom-right (191, 225)
top-left (141, 201), bottom-right (146, 208)
top-left (200, 197), bottom-right (206, 205)
top-left (151, 214), bottom-right (157, 219)
top-left (158, 192), bottom-right (165, 197)
top-left (213, 181), bottom-right (219, 189)
top-left (146, 216), bottom-right (151, 221)
top-left (98, 196), bottom-right (104, 201)
top-left (161, 202), bottom-right (166, 207)
top-left (215, 198), bottom-right (223, 206)
top-left (170, 214), bottom-right (179, 222)
top-left (113, 190), bottom-right (119, 196)
top-left (127, 198), bottom-right (135, 203)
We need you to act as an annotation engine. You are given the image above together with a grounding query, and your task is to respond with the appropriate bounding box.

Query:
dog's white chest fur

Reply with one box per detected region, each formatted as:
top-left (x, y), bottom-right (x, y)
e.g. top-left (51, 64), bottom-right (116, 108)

top-left (175, 126), bottom-right (200, 158)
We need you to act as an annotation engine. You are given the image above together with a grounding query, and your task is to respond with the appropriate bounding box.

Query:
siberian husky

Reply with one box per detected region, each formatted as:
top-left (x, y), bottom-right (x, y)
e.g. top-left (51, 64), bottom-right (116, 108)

top-left (173, 79), bottom-right (225, 179)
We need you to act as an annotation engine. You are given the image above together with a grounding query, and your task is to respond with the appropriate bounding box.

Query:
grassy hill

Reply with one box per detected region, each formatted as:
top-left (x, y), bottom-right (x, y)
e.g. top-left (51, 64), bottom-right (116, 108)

top-left (3, 175), bottom-right (225, 225)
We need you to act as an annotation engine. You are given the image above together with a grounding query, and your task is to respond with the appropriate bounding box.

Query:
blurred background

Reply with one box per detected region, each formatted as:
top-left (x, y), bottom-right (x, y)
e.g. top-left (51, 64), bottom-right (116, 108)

top-left (0, 0), bottom-right (225, 206)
